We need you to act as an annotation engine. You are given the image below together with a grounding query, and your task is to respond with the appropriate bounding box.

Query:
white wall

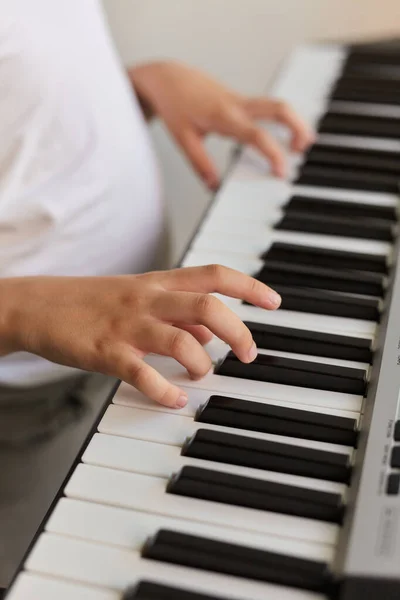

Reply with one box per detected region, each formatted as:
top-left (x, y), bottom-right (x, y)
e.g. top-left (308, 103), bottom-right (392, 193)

top-left (102, 0), bottom-right (399, 265)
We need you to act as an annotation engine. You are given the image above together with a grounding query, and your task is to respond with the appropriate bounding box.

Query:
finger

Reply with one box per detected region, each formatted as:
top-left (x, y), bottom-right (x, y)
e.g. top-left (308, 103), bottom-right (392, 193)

top-left (244, 98), bottom-right (315, 152)
top-left (136, 322), bottom-right (212, 379)
top-left (174, 127), bottom-right (219, 190)
top-left (151, 290), bottom-right (258, 364)
top-left (158, 264), bottom-right (281, 310)
top-left (219, 105), bottom-right (286, 177)
top-left (176, 323), bottom-right (214, 345)
top-left (109, 346), bottom-right (188, 409)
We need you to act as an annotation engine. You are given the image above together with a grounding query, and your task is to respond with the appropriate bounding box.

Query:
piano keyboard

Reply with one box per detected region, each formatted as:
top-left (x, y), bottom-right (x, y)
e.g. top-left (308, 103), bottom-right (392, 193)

top-left (6, 39), bottom-right (400, 600)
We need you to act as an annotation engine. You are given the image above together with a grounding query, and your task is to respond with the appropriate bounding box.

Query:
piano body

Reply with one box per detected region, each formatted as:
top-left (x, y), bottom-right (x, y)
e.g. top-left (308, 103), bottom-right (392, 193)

top-left (6, 39), bottom-right (400, 600)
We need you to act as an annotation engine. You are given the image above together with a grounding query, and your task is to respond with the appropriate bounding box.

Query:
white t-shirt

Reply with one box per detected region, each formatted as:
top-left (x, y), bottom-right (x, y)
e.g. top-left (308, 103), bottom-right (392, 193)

top-left (0, 0), bottom-right (164, 385)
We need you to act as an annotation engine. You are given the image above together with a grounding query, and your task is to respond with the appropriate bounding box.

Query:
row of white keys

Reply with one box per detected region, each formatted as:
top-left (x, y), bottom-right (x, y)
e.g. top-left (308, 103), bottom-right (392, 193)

top-left (65, 464), bottom-right (338, 546)
top-left (47, 497), bottom-right (335, 562)
top-left (7, 573), bottom-right (118, 600)
top-left (83, 432), bottom-right (347, 495)
top-left (144, 355), bottom-right (363, 413)
top-left (113, 382), bottom-right (361, 424)
top-left (25, 533), bottom-right (326, 600)
top-left (100, 404), bottom-right (353, 455)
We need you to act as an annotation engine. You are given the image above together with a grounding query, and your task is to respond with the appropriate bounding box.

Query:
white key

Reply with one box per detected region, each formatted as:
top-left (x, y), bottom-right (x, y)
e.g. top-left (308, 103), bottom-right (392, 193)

top-left (208, 179), bottom-right (397, 225)
top-left (113, 382), bottom-right (361, 423)
top-left (330, 101), bottom-right (400, 119)
top-left (48, 497), bottom-right (334, 562)
top-left (6, 573), bottom-right (118, 600)
top-left (195, 217), bottom-right (392, 258)
top-left (191, 229), bottom-right (391, 264)
top-left (83, 433), bottom-right (347, 495)
top-left (100, 404), bottom-right (353, 455)
top-left (228, 299), bottom-right (376, 339)
top-left (318, 132), bottom-right (400, 154)
top-left (66, 465), bottom-right (338, 545)
top-left (26, 533), bottom-right (327, 600)
top-left (145, 355), bottom-right (363, 413)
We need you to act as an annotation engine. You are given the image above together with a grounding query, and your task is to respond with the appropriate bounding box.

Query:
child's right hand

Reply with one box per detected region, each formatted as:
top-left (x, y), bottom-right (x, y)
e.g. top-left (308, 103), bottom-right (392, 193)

top-left (0, 265), bottom-right (281, 408)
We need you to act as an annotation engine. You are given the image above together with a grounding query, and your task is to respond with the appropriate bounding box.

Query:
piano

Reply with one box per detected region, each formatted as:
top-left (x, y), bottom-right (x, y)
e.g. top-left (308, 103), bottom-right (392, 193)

top-left (5, 38), bottom-right (400, 600)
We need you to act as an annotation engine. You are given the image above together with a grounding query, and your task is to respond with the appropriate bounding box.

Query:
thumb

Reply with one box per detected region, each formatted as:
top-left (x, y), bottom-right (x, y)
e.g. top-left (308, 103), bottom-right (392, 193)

top-left (175, 127), bottom-right (219, 190)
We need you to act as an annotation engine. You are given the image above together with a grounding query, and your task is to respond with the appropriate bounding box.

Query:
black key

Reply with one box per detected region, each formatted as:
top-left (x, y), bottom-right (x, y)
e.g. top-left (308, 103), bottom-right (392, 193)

top-left (256, 260), bottom-right (385, 296)
top-left (386, 473), bottom-right (400, 495)
top-left (332, 86), bottom-right (400, 106)
top-left (275, 211), bottom-right (396, 242)
top-left (124, 581), bottom-right (221, 600)
top-left (334, 74), bottom-right (400, 93)
top-left (262, 242), bottom-right (389, 274)
top-left (196, 395), bottom-right (359, 446)
top-left (182, 428), bottom-right (351, 483)
top-left (295, 164), bottom-right (400, 195)
top-left (247, 284), bottom-right (380, 321)
top-left (345, 50), bottom-right (400, 67)
top-left (286, 194), bottom-right (398, 221)
top-left (167, 466), bottom-right (344, 523)
top-left (319, 112), bottom-right (400, 140)
top-left (394, 420), bottom-right (400, 441)
top-left (390, 446), bottom-right (400, 468)
top-left (335, 70), bottom-right (400, 92)
top-left (331, 75), bottom-right (400, 105)
top-left (215, 351), bottom-right (367, 395)
top-left (142, 529), bottom-right (332, 592)
top-left (244, 321), bottom-right (373, 362)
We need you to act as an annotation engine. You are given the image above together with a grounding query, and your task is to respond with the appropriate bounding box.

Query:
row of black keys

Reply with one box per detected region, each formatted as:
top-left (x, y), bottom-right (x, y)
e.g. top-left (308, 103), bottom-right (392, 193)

top-left (126, 576), bottom-right (334, 600)
top-left (275, 193), bottom-right (397, 243)
top-left (261, 198), bottom-right (393, 319)
top-left (216, 321), bottom-right (368, 397)
top-left (296, 143), bottom-right (400, 195)
top-left (297, 50), bottom-right (400, 192)
top-left (260, 193), bottom-right (394, 317)
top-left (216, 350), bottom-right (367, 396)
top-left (196, 391), bottom-right (358, 447)
top-left (124, 524), bottom-right (334, 600)
top-left (251, 241), bottom-right (387, 321)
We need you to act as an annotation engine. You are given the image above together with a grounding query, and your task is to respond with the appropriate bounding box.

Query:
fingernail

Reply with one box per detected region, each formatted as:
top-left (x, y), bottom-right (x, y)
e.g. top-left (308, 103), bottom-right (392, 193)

top-left (269, 291), bottom-right (281, 308)
top-left (247, 341), bottom-right (257, 362)
top-left (176, 395), bottom-right (188, 408)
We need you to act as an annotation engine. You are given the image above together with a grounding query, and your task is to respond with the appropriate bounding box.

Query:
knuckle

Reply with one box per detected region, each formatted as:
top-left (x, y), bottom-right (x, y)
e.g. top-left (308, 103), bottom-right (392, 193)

top-left (169, 330), bottom-right (191, 357)
top-left (210, 102), bottom-right (227, 123)
top-left (205, 263), bottom-right (225, 284)
top-left (249, 276), bottom-right (262, 295)
top-left (195, 293), bottom-right (217, 318)
top-left (235, 322), bottom-right (253, 348)
top-left (130, 361), bottom-right (150, 389)
top-left (275, 100), bottom-right (290, 116)
top-left (245, 126), bottom-right (260, 144)
top-left (88, 338), bottom-right (115, 374)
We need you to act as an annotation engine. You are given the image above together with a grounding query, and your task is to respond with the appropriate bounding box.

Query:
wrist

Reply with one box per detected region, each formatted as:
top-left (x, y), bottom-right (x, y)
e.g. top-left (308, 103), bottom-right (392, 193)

top-left (128, 61), bottom-right (170, 120)
top-left (0, 278), bottom-right (31, 355)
